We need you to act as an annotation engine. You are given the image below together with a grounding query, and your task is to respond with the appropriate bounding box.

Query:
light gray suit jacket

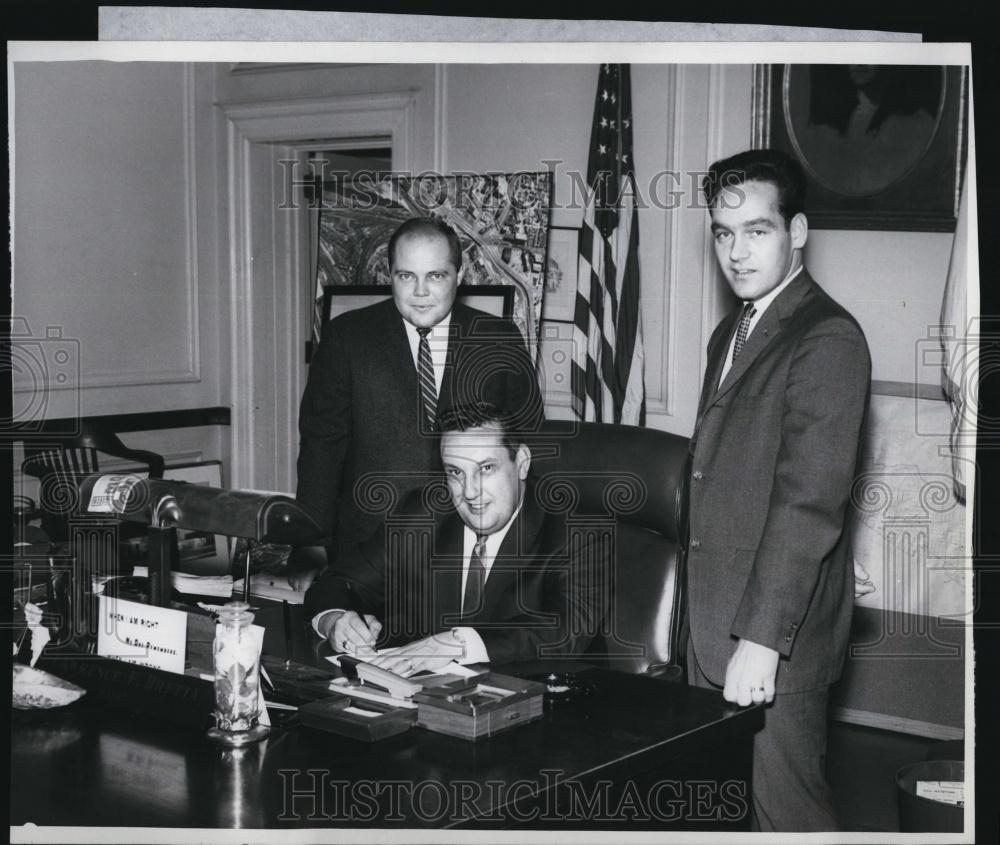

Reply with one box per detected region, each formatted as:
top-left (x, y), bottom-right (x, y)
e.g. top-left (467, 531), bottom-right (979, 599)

top-left (687, 270), bottom-right (871, 693)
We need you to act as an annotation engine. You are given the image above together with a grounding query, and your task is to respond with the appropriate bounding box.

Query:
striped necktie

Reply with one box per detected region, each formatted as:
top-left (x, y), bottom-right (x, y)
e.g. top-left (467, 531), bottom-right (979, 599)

top-left (732, 302), bottom-right (757, 362)
top-left (416, 327), bottom-right (437, 427)
top-left (462, 535), bottom-right (488, 618)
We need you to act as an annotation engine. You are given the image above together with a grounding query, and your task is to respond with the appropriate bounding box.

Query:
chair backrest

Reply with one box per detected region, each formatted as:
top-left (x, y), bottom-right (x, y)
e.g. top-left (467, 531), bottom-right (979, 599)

top-left (527, 420), bottom-right (690, 675)
top-left (22, 424), bottom-right (165, 543)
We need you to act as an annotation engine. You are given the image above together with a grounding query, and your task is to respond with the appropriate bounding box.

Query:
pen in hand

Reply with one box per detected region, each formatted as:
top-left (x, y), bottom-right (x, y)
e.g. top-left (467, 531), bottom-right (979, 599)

top-left (336, 611), bottom-right (381, 656)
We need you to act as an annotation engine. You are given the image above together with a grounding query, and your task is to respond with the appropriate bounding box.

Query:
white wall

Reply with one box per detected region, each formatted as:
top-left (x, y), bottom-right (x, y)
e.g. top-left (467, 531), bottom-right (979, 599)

top-left (12, 61), bottom-right (228, 477)
top-left (807, 230), bottom-right (954, 383)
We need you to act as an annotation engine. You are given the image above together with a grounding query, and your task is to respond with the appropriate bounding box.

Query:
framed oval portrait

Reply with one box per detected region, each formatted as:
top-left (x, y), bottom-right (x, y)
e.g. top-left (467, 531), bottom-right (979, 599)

top-left (753, 64), bottom-right (968, 231)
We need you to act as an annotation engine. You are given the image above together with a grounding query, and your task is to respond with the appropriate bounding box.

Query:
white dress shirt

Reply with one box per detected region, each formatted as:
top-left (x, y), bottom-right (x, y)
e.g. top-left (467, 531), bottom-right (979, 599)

top-left (718, 264), bottom-right (803, 386)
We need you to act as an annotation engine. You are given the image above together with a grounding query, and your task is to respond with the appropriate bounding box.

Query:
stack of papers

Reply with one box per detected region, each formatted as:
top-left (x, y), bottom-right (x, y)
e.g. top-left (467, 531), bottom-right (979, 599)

top-left (132, 566), bottom-right (234, 598)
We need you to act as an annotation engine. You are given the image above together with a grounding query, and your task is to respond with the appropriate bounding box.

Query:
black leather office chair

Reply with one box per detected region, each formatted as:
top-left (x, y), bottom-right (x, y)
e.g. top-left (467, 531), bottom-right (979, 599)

top-left (528, 420), bottom-right (690, 679)
top-left (22, 423), bottom-right (165, 543)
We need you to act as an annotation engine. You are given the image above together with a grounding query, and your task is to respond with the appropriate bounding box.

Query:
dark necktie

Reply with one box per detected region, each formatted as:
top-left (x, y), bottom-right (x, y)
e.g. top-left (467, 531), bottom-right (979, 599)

top-left (462, 535), bottom-right (488, 618)
top-left (732, 302), bottom-right (757, 362)
top-left (416, 327), bottom-right (437, 427)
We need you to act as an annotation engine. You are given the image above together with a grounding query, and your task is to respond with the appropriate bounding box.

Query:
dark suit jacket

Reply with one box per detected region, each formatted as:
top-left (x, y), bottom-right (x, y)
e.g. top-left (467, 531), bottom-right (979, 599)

top-left (296, 298), bottom-right (544, 557)
top-left (687, 270), bottom-right (871, 693)
top-left (304, 487), bottom-right (609, 665)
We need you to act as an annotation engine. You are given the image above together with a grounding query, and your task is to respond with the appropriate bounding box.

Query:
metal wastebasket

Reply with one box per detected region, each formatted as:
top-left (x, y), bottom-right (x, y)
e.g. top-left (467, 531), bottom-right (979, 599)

top-left (895, 759), bottom-right (964, 832)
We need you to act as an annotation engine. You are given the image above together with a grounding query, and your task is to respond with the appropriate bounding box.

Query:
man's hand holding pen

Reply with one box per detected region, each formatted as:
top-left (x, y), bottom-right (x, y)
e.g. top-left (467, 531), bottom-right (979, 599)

top-left (318, 609), bottom-right (383, 655)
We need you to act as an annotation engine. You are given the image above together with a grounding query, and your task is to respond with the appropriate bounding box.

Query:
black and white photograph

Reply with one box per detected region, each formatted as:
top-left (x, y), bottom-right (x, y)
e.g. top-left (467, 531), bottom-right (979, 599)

top-left (6, 8), bottom-right (992, 845)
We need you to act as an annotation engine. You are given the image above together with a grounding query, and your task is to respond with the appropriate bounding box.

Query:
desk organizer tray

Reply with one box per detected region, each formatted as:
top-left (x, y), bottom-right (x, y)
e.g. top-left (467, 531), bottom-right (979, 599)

top-left (299, 695), bottom-right (418, 742)
top-left (413, 671), bottom-right (545, 741)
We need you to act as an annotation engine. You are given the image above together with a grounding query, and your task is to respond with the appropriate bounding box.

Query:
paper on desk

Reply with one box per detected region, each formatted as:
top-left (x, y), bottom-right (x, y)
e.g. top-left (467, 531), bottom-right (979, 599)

top-left (915, 780), bottom-right (964, 806)
top-left (325, 652), bottom-right (479, 678)
top-left (132, 566), bottom-right (234, 598)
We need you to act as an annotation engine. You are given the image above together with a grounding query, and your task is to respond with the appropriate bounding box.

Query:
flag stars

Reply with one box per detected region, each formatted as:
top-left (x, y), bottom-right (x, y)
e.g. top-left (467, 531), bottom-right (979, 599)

top-left (623, 118), bottom-right (631, 129)
top-left (600, 117), bottom-right (608, 128)
top-left (601, 89), bottom-right (609, 101)
top-left (598, 144), bottom-right (607, 155)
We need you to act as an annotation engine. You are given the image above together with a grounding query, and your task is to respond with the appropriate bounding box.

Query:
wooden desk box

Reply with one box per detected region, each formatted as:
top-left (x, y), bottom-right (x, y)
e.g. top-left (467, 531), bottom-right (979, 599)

top-left (300, 695), bottom-right (418, 742)
top-left (413, 672), bottom-right (545, 741)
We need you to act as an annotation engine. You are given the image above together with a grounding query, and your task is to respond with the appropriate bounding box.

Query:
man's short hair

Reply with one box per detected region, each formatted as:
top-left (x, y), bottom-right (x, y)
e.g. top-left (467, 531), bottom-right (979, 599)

top-left (387, 217), bottom-right (463, 272)
top-left (437, 401), bottom-right (522, 459)
top-left (702, 148), bottom-right (807, 227)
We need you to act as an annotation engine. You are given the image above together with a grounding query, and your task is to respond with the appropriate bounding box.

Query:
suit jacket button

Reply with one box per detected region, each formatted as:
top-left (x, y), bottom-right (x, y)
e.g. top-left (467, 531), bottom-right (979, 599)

top-left (692, 470), bottom-right (704, 481)
top-left (690, 539), bottom-right (702, 550)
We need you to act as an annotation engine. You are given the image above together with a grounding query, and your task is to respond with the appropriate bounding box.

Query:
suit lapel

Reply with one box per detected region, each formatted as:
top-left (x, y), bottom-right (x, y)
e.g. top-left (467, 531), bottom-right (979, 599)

top-left (707, 271), bottom-right (814, 409)
top-left (438, 303), bottom-right (471, 413)
top-left (433, 512), bottom-right (465, 629)
top-left (479, 493), bottom-right (545, 621)
top-left (697, 309), bottom-right (741, 422)
top-left (379, 300), bottom-right (419, 407)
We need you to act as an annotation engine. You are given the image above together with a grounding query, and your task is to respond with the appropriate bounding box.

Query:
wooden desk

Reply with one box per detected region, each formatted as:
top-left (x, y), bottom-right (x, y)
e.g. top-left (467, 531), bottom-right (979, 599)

top-left (11, 658), bottom-right (761, 832)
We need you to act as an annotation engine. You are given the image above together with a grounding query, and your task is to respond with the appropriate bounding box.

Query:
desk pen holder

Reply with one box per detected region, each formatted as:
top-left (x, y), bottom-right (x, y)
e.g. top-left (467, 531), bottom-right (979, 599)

top-left (207, 601), bottom-right (270, 746)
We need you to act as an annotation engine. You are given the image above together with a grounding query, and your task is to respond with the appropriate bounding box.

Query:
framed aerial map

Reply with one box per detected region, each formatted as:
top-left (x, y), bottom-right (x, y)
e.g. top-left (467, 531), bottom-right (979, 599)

top-left (312, 172), bottom-right (553, 361)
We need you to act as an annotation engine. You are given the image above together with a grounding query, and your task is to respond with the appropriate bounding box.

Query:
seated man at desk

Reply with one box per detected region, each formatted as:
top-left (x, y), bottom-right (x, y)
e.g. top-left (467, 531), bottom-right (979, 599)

top-left (305, 401), bottom-right (608, 673)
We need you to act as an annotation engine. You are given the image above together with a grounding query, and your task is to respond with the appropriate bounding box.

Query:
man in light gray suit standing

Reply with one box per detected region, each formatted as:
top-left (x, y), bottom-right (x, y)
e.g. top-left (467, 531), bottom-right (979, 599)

top-left (687, 149), bottom-right (871, 831)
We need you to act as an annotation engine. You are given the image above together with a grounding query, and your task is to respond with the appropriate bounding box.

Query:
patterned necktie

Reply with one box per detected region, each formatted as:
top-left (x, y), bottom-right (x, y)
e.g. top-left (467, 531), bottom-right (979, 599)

top-left (732, 302), bottom-right (757, 362)
top-left (416, 327), bottom-right (437, 427)
top-left (462, 535), bottom-right (488, 618)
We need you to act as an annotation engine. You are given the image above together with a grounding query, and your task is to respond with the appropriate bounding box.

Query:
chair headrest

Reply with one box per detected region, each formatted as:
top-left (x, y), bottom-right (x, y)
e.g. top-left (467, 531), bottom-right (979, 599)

top-left (524, 420), bottom-right (690, 540)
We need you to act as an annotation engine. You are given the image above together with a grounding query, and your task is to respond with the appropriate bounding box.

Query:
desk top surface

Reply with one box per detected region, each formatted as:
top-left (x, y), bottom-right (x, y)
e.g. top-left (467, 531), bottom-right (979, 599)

top-left (12, 600), bottom-right (763, 832)
top-left (12, 663), bottom-right (761, 831)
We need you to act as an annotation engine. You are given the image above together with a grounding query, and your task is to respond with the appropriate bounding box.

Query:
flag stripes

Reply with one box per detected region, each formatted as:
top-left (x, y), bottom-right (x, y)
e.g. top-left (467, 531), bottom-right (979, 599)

top-left (571, 63), bottom-right (646, 425)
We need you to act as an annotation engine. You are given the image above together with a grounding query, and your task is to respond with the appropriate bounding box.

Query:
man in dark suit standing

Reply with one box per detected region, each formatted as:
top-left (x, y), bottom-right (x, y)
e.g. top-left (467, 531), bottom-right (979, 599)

top-left (687, 149), bottom-right (871, 831)
top-left (294, 218), bottom-right (544, 586)
top-left (305, 402), bottom-right (608, 671)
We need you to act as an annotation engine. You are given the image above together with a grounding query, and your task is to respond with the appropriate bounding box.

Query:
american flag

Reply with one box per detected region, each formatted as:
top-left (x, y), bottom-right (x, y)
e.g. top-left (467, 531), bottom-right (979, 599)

top-left (572, 63), bottom-right (645, 425)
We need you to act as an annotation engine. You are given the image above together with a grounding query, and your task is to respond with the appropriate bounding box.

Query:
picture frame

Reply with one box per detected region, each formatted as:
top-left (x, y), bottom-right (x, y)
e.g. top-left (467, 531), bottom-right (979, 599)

top-left (541, 226), bottom-right (579, 323)
top-left (752, 64), bottom-right (968, 231)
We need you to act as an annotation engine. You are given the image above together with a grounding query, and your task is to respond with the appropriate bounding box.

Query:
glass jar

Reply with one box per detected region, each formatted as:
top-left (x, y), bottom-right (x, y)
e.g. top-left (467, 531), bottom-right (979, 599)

top-left (208, 601), bottom-right (268, 745)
